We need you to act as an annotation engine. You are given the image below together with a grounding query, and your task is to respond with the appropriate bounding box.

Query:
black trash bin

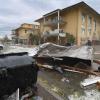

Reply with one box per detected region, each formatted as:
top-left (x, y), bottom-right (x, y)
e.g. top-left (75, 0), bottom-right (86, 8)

top-left (0, 52), bottom-right (39, 99)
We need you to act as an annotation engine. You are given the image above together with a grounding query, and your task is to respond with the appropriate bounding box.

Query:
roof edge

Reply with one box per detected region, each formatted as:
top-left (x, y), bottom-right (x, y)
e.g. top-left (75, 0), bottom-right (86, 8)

top-left (35, 1), bottom-right (100, 22)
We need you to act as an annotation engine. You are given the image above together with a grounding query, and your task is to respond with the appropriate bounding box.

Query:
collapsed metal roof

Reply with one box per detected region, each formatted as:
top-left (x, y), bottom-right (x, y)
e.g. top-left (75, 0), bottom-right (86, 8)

top-left (37, 43), bottom-right (93, 60)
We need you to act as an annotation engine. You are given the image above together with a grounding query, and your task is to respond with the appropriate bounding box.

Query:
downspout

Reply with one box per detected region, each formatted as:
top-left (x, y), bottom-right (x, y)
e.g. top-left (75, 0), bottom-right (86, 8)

top-left (43, 16), bottom-right (46, 43)
top-left (58, 10), bottom-right (60, 44)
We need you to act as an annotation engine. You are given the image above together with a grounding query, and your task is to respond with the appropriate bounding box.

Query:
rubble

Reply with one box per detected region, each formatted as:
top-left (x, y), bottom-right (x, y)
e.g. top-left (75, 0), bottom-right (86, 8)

top-left (38, 43), bottom-right (92, 60)
top-left (3, 45), bottom-right (39, 57)
top-left (1, 43), bottom-right (100, 99)
top-left (61, 65), bottom-right (100, 76)
top-left (36, 43), bottom-right (92, 68)
top-left (3, 43), bottom-right (93, 67)
top-left (37, 63), bottom-right (53, 69)
top-left (80, 75), bottom-right (100, 87)
top-left (61, 77), bottom-right (70, 83)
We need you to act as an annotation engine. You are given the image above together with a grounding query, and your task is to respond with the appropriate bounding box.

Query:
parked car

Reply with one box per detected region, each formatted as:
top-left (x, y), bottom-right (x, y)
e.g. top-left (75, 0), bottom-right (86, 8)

top-left (0, 44), bottom-right (4, 50)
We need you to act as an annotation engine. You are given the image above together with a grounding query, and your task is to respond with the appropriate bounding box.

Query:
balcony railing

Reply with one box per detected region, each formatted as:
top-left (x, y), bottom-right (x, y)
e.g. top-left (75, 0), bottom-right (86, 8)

top-left (43, 29), bottom-right (66, 37)
top-left (44, 18), bottom-right (66, 26)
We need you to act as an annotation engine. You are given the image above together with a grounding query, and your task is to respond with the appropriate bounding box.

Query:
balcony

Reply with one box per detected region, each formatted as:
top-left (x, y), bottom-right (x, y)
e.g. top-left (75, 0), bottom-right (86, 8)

top-left (12, 35), bottom-right (19, 40)
top-left (44, 18), bottom-right (66, 27)
top-left (43, 29), bottom-right (66, 37)
top-left (11, 31), bottom-right (19, 40)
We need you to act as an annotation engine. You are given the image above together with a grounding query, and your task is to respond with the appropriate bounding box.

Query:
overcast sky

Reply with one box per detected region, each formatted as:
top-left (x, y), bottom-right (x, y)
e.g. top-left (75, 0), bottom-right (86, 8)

top-left (0, 0), bottom-right (100, 36)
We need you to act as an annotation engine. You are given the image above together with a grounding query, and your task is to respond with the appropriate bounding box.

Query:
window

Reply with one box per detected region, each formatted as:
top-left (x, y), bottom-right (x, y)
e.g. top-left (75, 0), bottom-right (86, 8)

top-left (32, 25), bottom-right (35, 29)
top-left (81, 27), bottom-right (85, 35)
top-left (45, 18), bottom-right (49, 22)
top-left (25, 30), bottom-right (27, 33)
top-left (88, 28), bottom-right (91, 35)
top-left (81, 14), bottom-right (85, 25)
top-left (81, 28), bottom-right (85, 43)
top-left (94, 20), bottom-right (96, 31)
top-left (88, 16), bottom-right (92, 34)
top-left (88, 16), bottom-right (92, 27)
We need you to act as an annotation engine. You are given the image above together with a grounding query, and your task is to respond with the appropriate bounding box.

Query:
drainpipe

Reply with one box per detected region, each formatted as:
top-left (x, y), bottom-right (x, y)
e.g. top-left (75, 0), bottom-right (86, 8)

top-left (43, 16), bottom-right (45, 43)
top-left (57, 10), bottom-right (60, 45)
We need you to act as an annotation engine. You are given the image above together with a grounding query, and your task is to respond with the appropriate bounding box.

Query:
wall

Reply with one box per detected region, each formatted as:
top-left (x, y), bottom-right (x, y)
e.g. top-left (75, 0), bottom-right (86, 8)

top-left (78, 6), bottom-right (100, 45)
top-left (18, 28), bottom-right (29, 39)
top-left (61, 8), bottom-right (78, 39)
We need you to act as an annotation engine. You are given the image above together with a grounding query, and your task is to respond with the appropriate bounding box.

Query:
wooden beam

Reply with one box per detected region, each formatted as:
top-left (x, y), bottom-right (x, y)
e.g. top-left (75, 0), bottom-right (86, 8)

top-left (94, 60), bottom-right (100, 65)
top-left (61, 65), bottom-right (100, 76)
top-left (64, 68), bottom-right (85, 74)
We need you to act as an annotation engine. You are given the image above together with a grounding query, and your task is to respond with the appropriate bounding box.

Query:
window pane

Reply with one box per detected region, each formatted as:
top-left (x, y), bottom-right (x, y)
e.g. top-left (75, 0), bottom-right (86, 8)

top-left (94, 20), bottom-right (96, 31)
top-left (88, 16), bottom-right (92, 27)
top-left (81, 14), bottom-right (85, 24)
top-left (81, 28), bottom-right (85, 35)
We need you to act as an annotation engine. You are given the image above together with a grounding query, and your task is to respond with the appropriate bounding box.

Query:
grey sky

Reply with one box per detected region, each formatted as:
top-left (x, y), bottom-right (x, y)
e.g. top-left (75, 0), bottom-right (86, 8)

top-left (0, 0), bottom-right (99, 36)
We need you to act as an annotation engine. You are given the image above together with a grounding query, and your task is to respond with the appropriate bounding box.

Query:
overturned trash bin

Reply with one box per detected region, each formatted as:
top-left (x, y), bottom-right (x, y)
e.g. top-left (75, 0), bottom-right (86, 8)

top-left (0, 52), bottom-right (39, 99)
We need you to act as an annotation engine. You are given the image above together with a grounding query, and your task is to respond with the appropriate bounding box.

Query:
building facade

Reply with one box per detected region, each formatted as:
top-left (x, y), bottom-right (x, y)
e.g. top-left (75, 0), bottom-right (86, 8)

top-left (35, 2), bottom-right (100, 45)
top-left (12, 23), bottom-right (40, 45)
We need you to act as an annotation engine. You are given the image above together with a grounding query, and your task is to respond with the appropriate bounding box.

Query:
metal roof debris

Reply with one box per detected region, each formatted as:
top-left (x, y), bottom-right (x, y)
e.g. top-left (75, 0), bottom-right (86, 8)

top-left (38, 43), bottom-right (93, 60)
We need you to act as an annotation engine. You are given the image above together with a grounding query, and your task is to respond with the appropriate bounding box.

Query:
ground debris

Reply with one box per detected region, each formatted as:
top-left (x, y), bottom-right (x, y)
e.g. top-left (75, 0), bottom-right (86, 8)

top-left (81, 75), bottom-right (100, 87)
top-left (61, 65), bottom-right (100, 76)
top-left (61, 77), bottom-right (70, 83)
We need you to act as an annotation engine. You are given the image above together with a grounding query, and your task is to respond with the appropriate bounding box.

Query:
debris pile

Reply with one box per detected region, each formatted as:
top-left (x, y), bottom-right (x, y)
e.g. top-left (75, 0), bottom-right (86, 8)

top-left (36, 43), bottom-right (92, 70)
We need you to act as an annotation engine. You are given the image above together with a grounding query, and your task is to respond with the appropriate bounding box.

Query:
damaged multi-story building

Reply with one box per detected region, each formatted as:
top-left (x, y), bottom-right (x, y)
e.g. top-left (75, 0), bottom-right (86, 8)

top-left (35, 1), bottom-right (100, 45)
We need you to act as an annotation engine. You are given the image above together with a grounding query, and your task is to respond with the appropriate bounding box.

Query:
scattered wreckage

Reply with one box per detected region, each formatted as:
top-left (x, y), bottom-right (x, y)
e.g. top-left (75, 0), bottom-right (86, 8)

top-left (35, 43), bottom-right (100, 89)
top-left (34, 43), bottom-right (98, 73)
top-left (35, 43), bottom-right (92, 67)
top-left (1, 43), bottom-right (100, 99)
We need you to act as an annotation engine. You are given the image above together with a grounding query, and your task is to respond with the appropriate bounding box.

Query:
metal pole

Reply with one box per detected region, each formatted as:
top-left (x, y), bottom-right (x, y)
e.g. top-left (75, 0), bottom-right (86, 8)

top-left (16, 88), bottom-right (19, 100)
top-left (57, 10), bottom-right (60, 44)
top-left (43, 16), bottom-right (45, 43)
top-left (91, 33), bottom-right (95, 67)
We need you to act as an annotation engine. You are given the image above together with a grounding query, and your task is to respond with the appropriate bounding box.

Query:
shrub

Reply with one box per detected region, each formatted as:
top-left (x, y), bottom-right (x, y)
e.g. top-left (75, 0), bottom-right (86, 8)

top-left (66, 33), bottom-right (75, 44)
top-left (29, 33), bottom-right (39, 45)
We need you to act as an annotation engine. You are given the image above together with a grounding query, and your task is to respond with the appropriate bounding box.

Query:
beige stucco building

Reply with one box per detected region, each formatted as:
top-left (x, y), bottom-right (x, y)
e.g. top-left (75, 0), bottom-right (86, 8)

top-left (12, 23), bottom-right (40, 45)
top-left (35, 2), bottom-right (100, 45)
